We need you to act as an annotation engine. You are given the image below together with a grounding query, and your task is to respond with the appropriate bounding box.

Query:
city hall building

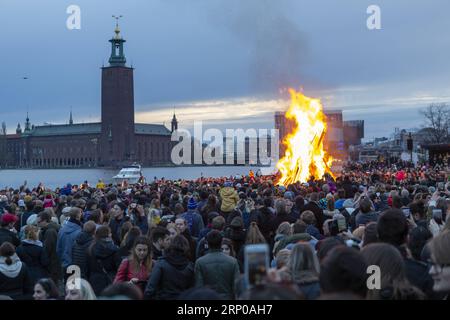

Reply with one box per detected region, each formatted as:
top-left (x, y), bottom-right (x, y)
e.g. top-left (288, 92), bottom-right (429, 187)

top-left (2, 24), bottom-right (177, 168)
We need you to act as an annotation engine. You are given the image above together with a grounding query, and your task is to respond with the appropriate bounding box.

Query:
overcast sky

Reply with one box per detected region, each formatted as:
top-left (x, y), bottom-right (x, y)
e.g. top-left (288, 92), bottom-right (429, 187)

top-left (1, 0), bottom-right (450, 140)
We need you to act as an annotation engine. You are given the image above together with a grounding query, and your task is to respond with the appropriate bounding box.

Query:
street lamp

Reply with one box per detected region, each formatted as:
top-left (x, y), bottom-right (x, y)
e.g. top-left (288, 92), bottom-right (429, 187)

top-left (407, 132), bottom-right (413, 163)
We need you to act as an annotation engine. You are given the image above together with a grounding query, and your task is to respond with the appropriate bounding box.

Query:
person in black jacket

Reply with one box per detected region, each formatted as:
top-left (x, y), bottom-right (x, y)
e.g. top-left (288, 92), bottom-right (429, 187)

top-left (86, 225), bottom-right (121, 295)
top-left (377, 210), bottom-right (437, 299)
top-left (301, 193), bottom-right (325, 234)
top-left (16, 225), bottom-right (49, 284)
top-left (197, 215), bottom-right (226, 259)
top-left (175, 218), bottom-right (196, 262)
top-left (0, 214), bottom-right (20, 248)
top-left (19, 201), bottom-right (35, 230)
top-left (272, 199), bottom-right (297, 229)
top-left (37, 211), bottom-right (61, 285)
top-left (290, 196), bottom-right (305, 221)
top-left (116, 226), bottom-right (142, 262)
top-left (223, 216), bottom-right (246, 263)
top-left (252, 198), bottom-right (276, 244)
top-left (341, 176), bottom-right (355, 199)
top-left (144, 234), bottom-right (194, 300)
top-left (0, 242), bottom-right (33, 300)
top-left (109, 203), bottom-right (129, 246)
top-left (71, 221), bottom-right (96, 279)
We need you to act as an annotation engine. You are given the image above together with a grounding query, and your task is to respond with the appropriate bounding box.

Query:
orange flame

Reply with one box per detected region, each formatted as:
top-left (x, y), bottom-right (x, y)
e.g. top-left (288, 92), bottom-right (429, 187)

top-left (276, 88), bottom-right (334, 186)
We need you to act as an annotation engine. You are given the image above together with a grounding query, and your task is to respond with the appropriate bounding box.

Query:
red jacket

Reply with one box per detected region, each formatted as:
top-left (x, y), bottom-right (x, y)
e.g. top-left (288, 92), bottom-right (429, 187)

top-left (113, 258), bottom-right (151, 284)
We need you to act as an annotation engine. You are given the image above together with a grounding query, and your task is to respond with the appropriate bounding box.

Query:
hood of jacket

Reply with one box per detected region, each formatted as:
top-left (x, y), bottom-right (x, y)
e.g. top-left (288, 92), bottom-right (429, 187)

top-left (41, 221), bottom-right (60, 235)
top-left (220, 187), bottom-right (236, 198)
top-left (164, 252), bottom-right (190, 270)
top-left (75, 231), bottom-right (94, 246)
top-left (22, 239), bottom-right (43, 247)
top-left (274, 233), bottom-right (286, 243)
top-left (0, 254), bottom-right (23, 278)
top-left (94, 238), bottom-right (117, 258)
top-left (230, 216), bottom-right (244, 228)
top-left (61, 221), bottom-right (81, 236)
top-left (260, 206), bottom-right (274, 216)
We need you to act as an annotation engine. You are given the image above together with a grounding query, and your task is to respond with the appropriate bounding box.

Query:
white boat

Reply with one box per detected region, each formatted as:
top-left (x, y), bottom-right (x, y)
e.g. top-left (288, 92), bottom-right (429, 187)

top-left (112, 163), bottom-right (143, 185)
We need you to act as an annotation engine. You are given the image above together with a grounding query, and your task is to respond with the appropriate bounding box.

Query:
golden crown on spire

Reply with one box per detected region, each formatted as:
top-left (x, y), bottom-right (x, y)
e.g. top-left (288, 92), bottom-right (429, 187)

top-left (112, 15), bottom-right (123, 39)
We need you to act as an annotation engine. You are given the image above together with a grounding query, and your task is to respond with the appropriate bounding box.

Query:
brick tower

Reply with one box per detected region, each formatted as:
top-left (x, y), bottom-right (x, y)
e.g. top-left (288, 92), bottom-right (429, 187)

top-left (100, 17), bottom-right (135, 166)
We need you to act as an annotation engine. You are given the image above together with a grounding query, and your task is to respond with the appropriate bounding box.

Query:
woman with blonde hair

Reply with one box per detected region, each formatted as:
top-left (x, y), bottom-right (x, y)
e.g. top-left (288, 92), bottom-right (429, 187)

top-left (65, 278), bottom-right (97, 300)
top-left (166, 222), bottom-right (179, 240)
top-left (281, 242), bottom-right (320, 300)
top-left (148, 198), bottom-right (161, 227)
top-left (245, 222), bottom-right (266, 245)
top-left (16, 225), bottom-right (50, 284)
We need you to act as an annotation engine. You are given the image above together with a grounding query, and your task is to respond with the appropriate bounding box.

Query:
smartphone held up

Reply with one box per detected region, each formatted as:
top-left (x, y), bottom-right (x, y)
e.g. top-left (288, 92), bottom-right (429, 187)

top-left (244, 244), bottom-right (270, 289)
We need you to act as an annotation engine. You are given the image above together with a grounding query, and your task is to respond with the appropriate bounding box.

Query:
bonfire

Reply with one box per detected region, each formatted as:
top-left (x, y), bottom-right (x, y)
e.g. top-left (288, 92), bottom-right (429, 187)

top-left (276, 89), bottom-right (334, 186)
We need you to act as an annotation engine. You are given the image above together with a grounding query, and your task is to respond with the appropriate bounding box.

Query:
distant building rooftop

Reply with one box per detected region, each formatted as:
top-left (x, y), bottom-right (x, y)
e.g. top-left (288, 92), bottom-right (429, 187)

top-left (5, 134), bottom-right (21, 139)
top-left (24, 122), bottom-right (171, 137)
top-left (135, 123), bottom-right (171, 136)
top-left (31, 123), bottom-right (101, 136)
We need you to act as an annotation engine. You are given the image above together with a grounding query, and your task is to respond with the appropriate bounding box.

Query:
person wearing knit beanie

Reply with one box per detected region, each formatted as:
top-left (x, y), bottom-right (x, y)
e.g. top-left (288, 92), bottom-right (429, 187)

top-left (187, 197), bottom-right (198, 210)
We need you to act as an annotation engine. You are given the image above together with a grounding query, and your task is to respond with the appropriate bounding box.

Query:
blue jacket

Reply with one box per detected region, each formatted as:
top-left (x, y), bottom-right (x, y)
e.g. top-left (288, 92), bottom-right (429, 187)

top-left (306, 225), bottom-right (324, 240)
top-left (56, 220), bottom-right (81, 268)
top-left (181, 210), bottom-right (205, 238)
top-left (334, 199), bottom-right (345, 210)
top-left (297, 280), bottom-right (321, 300)
top-left (60, 184), bottom-right (72, 196)
top-left (129, 213), bottom-right (149, 235)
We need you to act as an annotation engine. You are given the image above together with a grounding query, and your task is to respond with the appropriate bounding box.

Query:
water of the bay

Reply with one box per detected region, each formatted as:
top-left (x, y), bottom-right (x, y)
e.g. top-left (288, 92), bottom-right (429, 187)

top-left (0, 166), bottom-right (277, 189)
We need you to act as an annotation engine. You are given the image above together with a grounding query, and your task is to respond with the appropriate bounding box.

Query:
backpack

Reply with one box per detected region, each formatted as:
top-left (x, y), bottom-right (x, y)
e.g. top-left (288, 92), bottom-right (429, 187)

top-left (238, 203), bottom-right (251, 229)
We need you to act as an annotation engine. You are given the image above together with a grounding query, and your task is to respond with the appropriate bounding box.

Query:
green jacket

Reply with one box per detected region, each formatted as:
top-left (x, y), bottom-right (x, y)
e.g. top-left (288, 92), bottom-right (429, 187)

top-left (194, 249), bottom-right (240, 300)
top-left (273, 233), bottom-right (312, 256)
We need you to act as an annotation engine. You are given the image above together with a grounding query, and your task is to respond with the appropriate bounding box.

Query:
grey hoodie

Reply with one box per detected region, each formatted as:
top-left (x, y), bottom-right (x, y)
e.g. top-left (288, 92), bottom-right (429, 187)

top-left (0, 254), bottom-right (23, 278)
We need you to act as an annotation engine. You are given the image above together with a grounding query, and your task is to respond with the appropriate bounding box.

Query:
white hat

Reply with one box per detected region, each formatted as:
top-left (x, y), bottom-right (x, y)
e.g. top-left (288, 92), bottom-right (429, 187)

top-left (18, 199), bottom-right (25, 207)
top-left (62, 207), bottom-right (72, 216)
top-left (26, 214), bottom-right (38, 226)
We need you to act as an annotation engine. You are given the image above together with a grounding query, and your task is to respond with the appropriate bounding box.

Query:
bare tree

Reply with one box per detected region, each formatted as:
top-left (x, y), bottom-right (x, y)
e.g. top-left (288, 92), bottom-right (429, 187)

top-left (419, 103), bottom-right (450, 144)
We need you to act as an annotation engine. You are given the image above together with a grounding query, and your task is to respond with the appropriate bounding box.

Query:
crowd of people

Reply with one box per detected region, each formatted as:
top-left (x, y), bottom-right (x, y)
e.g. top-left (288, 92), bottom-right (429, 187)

top-left (0, 160), bottom-right (449, 300)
